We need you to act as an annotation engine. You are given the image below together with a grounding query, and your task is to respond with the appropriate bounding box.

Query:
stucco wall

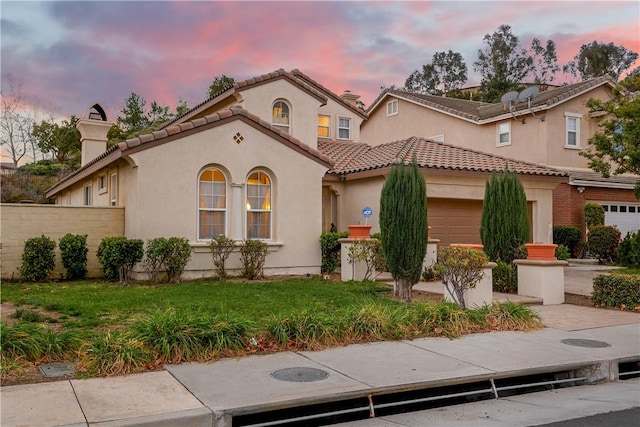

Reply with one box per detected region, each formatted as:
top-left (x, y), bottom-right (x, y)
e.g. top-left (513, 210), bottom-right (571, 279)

top-left (1, 204), bottom-right (125, 279)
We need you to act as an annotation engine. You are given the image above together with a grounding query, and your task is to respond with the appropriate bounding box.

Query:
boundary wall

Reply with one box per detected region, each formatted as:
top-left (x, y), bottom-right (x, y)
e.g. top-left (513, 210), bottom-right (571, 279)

top-left (1, 204), bottom-right (124, 279)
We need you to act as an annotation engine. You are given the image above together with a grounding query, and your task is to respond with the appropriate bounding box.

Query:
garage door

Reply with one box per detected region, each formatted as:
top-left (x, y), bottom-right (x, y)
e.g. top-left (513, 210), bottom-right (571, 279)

top-left (428, 198), bottom-right (483, 247)
top-left (601, 203), bottom-right (640, 237)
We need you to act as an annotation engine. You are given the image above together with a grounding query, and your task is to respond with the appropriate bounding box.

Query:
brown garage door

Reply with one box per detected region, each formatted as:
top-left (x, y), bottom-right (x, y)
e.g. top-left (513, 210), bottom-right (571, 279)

top-left (428, 198), bottom-right (483, 247)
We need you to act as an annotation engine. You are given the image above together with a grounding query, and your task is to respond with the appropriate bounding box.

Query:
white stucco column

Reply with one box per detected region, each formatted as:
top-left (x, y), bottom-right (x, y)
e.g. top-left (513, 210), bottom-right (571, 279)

top-left (514, 259), bottom-right (568, 305)
top-left (231, 183), bottom-right (244, 240)
top-left (423, 238), bottom-right (440, 272)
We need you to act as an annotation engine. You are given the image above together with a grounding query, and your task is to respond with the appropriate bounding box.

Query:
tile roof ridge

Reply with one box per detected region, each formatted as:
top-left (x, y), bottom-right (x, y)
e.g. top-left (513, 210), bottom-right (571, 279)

top-left (291, 69), bottom-right (368, 118)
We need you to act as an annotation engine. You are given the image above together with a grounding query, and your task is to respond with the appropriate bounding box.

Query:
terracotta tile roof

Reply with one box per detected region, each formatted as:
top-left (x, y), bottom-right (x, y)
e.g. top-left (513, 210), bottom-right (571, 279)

top-left (320, 137), bottom-right (568, 177)
top-left (369, 76), bottom-right (614, 123)
top-left (46, 107), bottom-right (334, 197)
top-left (161, 68), bottom-right (328, 129)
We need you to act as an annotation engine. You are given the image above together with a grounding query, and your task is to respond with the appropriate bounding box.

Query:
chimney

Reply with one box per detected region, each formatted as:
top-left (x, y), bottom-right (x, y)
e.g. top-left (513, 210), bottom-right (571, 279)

top-left (77, 103), bottom-right (113, 166)
top-left (339, 90), bottom-right (361, 107)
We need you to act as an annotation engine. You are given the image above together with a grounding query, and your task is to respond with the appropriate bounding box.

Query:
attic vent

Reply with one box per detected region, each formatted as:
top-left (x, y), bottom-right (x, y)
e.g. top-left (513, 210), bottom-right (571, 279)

top-left (234, 132), bottom-right (245, 144)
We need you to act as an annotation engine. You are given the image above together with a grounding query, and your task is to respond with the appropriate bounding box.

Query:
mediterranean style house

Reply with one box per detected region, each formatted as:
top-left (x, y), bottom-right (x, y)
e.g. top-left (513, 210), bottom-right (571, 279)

top-left (362, 77), bottom-right (639, 237)
top-left (48, 68), bottom-right (631, 278)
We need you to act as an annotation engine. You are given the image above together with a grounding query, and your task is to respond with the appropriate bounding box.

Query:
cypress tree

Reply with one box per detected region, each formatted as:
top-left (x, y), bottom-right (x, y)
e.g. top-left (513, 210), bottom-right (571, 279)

top-left (379, 160), bottom-right (428, 302)
top-left (480, 167), bottom-right (529, 263)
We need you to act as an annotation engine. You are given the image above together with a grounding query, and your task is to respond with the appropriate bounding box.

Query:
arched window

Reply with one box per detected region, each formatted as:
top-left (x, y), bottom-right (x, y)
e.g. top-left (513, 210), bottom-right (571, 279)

top-left (272, 100), bottom-right (290, 133)
top-left (246, 171), bottom-right (272, 239)
top-left (198, 167), bottom-right (227, 240)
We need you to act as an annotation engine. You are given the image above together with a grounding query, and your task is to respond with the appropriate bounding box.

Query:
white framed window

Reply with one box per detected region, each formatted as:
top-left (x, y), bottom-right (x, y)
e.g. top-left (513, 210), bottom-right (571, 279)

top-left (338, 117), bottom-right (351, 140)
top-left (272, 100), bottom-right (290, 133)
top-left (497, 121), bottom-right (511, 146)
top-left (198, 167), bottom-right (227, 240)
top-left (386, 99), bottom-right (398, 116)
top-left (429, 134), bottom-right (445, 142)
top-left (98, 174), bottom-right (107, 193)
top-left (83, 183), bottom-right (92, 206)
top-left (565, 112), bottom-right (582, 148)
top-left (246, 170), bottom-right (272, 240)
top-left (110, 172), bottom-right (117, 206)
top-left (318, 114), bottom-right (331, 138)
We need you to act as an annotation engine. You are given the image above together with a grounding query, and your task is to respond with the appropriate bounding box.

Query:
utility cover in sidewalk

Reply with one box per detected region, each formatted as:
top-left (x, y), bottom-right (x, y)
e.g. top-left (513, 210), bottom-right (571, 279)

top-left (561, 339), bottom-right (611, 348)
top-left (271, 367), bottom-right (329, 382)
top-left (39, 362), bottom-right (76, 378)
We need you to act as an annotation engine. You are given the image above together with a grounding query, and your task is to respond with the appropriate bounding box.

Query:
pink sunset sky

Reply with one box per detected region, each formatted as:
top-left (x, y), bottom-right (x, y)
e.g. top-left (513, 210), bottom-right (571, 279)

top-left (1, 0), bottom-right (639, 121)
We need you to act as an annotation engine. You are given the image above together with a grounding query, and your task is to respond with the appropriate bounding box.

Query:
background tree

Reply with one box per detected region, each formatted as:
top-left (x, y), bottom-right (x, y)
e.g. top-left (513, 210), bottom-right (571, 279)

top-left (404, 50), bottom-right (468, 95)
top-left (473, 24), bottom-right (533, 102)
top-left (563, 41), bottom-right (639, 81)
top-left (207, 75), bottom-right (236, 98)
top-left (116, 92), bottom-right (151, 134)
top-left (528, 38), bottom-right (560, 89)
top-left (580, 94), bottom-right (640, 197)
top-left (175, 97), bottom-right (190, 117)
top-left (31, 116), bottom-right (81, 165)
top-left (480, 168), bottom-right (530, 263)
top-left (379, 160), bottom-right (428, 302)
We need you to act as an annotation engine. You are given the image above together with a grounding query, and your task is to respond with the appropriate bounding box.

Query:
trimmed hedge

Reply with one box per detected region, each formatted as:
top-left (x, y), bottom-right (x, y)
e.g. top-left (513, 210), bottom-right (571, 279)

top-left (619, 231), bottom-right (640, 268)
top-left (591, 274), bottom-right (640, 310)
top-left (19, 235), bottom-right (56, 282)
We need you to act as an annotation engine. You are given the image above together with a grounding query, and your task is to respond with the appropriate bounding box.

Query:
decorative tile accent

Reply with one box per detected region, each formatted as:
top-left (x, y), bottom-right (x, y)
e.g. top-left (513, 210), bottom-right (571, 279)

top-left (233, 132), bottom-right (244, 144)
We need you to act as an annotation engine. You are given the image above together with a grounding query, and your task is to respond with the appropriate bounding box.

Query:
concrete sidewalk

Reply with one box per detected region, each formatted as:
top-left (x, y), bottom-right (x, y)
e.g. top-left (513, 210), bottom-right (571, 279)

top-left (2, 305), bottom-right (639, 427)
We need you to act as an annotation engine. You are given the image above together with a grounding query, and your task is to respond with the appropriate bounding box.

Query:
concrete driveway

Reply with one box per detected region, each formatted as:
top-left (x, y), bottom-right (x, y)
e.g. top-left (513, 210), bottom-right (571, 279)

top-left (564, 263), bottom-right (623, 296)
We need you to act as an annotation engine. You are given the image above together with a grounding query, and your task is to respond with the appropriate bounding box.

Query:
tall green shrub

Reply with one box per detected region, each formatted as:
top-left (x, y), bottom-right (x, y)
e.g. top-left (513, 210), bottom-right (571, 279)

top-left (379, 160), bottom-right (428, 302)
top-left (59, 234), bottom-right (88, 280)
top-left (552, 226), bottom-right (582, 257)
top-left (587, 225), bottom-right (621, 264)
top-left (619, 231), bottom-right (640, 268)
top-left (97, 237), bottom-right (144, 285)
top-left (19, 235), bottom-right (56, 281)
top-left (480, 168), bottom-right (529, 263)
top-left (584, 202), bottom-right (605, 228)
top-left (319, 231), bottom-right (349, 274)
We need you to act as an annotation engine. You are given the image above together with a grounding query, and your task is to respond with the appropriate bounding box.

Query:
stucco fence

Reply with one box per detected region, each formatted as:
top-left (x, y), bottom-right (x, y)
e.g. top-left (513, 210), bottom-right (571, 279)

top-left (1, 204), bottom-right (124, 280)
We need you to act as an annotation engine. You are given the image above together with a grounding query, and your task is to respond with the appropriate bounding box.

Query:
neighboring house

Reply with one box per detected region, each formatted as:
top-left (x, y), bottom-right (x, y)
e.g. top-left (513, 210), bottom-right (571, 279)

top-left (1, 162), bottom-right (17, 176)
top-left (45, 68), bottom-right (569, 278)
top-left (363, 77), bottom-right (639, 237)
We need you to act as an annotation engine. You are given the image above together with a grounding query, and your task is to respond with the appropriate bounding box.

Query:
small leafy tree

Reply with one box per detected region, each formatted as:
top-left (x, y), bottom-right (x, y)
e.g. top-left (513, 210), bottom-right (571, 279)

top-left (59, 233), bottom-right (88, 280)
top-left (144, 237), bottom-right (192, 283)
top-left (144, 238), bottom-right (170, 283)
top-left (19, 235), bottom-right (56, 281)
top-left (480, 168), bottom-right (529, 263)
top-left (379, 160), bottom-right (428, 302)
top-left (97, 237), bottom-right (143, 285)
top-left (347, 239), bottom-right (385, 281)
top-left (435, 246), bottom-right (488, 310)
top-left (240, 240), bottom-right (268, 280)
top-left (210, 236), bottom-right (236, 280)
top-left (587, 225), bottom-right (621, 264)
top-left (584, 202), bottom-right (605, 228)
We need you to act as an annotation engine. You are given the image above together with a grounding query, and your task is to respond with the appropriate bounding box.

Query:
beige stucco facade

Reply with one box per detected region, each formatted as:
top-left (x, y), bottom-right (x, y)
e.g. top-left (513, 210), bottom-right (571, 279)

top-left (361, 85), bottom-right (612, 170)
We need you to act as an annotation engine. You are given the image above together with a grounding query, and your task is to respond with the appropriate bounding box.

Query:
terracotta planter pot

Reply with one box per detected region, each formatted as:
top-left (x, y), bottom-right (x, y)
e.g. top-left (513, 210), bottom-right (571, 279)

top-left (525, 243), bottom-right (557, 261)
top-left (348, 225), bottom-right (372, 239)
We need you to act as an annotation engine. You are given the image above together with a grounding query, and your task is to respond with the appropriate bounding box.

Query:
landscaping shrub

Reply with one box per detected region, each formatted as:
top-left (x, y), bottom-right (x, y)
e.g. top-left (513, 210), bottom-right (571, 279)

top-left (210, 236), bottom-right (236, 280)
top-left (19, 235), bottom-right (56, 282)
top-left (347, 238), bottom-right (385, 281)
top-left (59, 234), bottom-right (88, 280)
top-left (78, 331), bottom-right (152, 376)
top-left (480, 168), bottom-right (529, 264)
top-left (587, 225), bottom-right (621, 264)
top-left (552, 226), bottom-right (582, 257)
top-left (97, 237), bottom-right (144, 284)
top-left (591, 274), bottom-right (640, 310)
top-left (618, 231), bottom-right (640, 268)
top-left (435, 246), bottom-right (489, 309)
top-left (267, 310), bottom-right (339, 350)
top-left (584, 202), bottom-right (605, 228)
top-left (143, 237), bottom-right (192, 283)
top-left (422, 266), bottom-right (440, 281)
top-left (0, 322), bottom-right (83, 362)
top-left (319, 231), bottom-right (349, 273)
top-left (240, 239), bottom-right (268, 280)
top-left (492, 259), bottom-right (517, 293)
top-left (555, 244), bottom-right (571, 261)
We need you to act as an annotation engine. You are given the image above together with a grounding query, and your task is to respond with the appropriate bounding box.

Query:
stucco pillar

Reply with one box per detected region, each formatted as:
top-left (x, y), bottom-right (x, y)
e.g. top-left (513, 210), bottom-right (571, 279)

top-left (423, 238), bottom-right (440, 272)
top-left (443, 262), bottom-right (496, 309)
top-left (513, 259), bottom-right (568, 305)
top-left (231, 183), bottom-right (244, 240)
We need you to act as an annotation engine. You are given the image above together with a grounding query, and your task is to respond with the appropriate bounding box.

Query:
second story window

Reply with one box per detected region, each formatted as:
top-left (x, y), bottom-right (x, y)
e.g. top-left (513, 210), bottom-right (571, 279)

top-left (318, 115), bottom-right (330, 138)
top-left (272, 100), bottom-right (290, 133)
top-left (83, 183), bottom-right (92, 206)
top-left (565, 113), bottom-right (582, 148)
top-left (497, 122), bottom-right (511, 146)
top-left (338, 117), bottom-right (351, 140)
top-left (387, 99), bottom-right (398, 116)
